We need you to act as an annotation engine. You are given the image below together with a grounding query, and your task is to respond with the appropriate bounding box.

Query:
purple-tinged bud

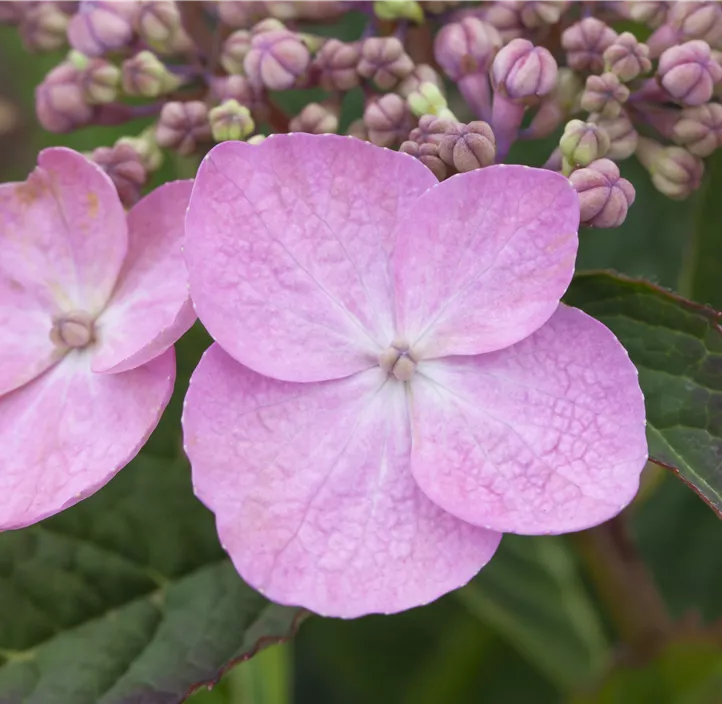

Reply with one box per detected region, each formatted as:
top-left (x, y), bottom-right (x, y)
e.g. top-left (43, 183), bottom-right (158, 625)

top-left (480, 1), bottom-right (524, 42)
top-left (409, 114), bottom-right (454, 145)
top-left (289, 102), bottom-right (339, 134)
top-left (399, 141), bottom-right (447, 180)
top-left (91, 143), bottom-right (147, 207)
top-left (560, 119), bottom-right (610, 169)
top-left (603, 32), bottom-right (652, 82)
top-left (397, 64), bottom-right (443, 99)
top-left (648, 2), bottom-right (722, 57)
top-left (619, 1), bottom-right (667, 28)
top-left (218, 1), bottom-right (266, 28)
top-left (569, 158), bottom-right (635, 228)
top-left (209, 99), bottom-right (255, 141)
top-left (68, 1), bottom-right (138, 57)
top-left (357, 37), bottom-right (414, 90)
top-left (155, 100), bottom-right (211, 156)
top-left (363, 93), bottom-right (411, 148)
top-left (636, 137), bottom-right (705, 199)
top-left (591, 112), bottom-right (638, 160)
top-left (562, 18), bottom-right (617, 74)
top-left (314, 39), bottom-right (360, 92)
top-left (438, 121), bottom-right (496, 172)
top-left (433, 17), bottom-right (501, 81)
top-left (658, 40), bottom-right (722, 106)
top-left (346, 118), bottom-right (368, 141)
top-left (116, 126), bottom-right (163, 171)
top-left (70, 52), bottom-right (121, 105)
top-left (581, 73), bottom-right (629, 118)
top-left (209, 74), bottom-right (268, 124)
top-left (20, 2), bottom-right (70, 52)
top-left (672, 103), bottom-right (722, 156)
top-left (492, 39), bottom-right (557, 101)
top-left (518, 1), bottom-right (569, 29)
top-left (244, 28), bottom-right (310, 90)
top-left (135, 0), bottom-right (188, 53)
top-left (35, 62), bottom-right (93, 133)
top-left (121, 50), bottom-right (181, 97)
top-left (221, 29), bottom-right (252, 75)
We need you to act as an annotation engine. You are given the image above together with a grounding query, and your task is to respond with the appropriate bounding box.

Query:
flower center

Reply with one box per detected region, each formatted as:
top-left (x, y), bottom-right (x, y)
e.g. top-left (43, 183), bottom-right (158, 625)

top-left (378, 339), bottom-right (417, 381)
top-left (50, 310), bottom-right (95, 350)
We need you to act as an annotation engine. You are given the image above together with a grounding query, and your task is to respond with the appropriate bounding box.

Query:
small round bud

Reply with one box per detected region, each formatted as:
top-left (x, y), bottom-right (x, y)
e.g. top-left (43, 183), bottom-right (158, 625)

top-left (491, 38), bottom-right (557, 101)
top-left (519, 1), bottom-right (569, 30)
top-left (480, 1), bottom-right (524, 42)
top-left (407, 82), bottom-right (453, 119)
top-left (666, 2), bottom-right (722, 49)
top-left (314, 39), bottom-right (360, 92)
top-left (20, 2), bottom-right (70, 52)
top-left (581, 72), bottom-right (630, 118)
top-left (252, 17), bottom-right (285, 34)
top-left (68, 1), bottom-right (138, 57)
top-left (397, 64), bottom-right (443, 99)
top-left (221, 29), bottom-right (252, 75)
top-left (569, 158), bottom-right (635, 228)
top-left (50, 311), bottom-right (95, 349)
top-left (560, 119), bottom-right (610, 168)
top-left (121, 50), bottom-right (181, 98)
top-left (363, 93), bottom-right (410, 148)
top-left (155, 100), bottom-right (211, 156)
top-left (374, 1), bottom-right (424, 24)
top-left (357, 37), bottom-right (414, 90)
top-left (91, 143), bottom-right (147, 207)
top-left (218, 1), bottom-right (266, 28)
top-left (244, 28), bottom-right (310, 90)
top-left (79, 56), bottom-right (121, 105)
top-left (591, 112), bottom-right (638, 161)
top-left (637, 138), bottom-right (705, 199)
top-left (35, 62), bottom-right (93, 133)
top-left (210, 74), bottom-right (254, 105)
top-left (621, 1), bottom-right (667, 28)
top-left (439, 121), bottom-right (496, 172)
top-left (562, 18), bottom-right (617, 73)
top-left (409, 114), bottom-right (453, 145)
top-left (116, 127), bottom-right (163, 172)
top-left (658, 40), bottom-right (722, 106)
top-left (135, 0), bottom-right (185, 53)
top-left (603, 32), bottom-right (652, 82)
top-left (433, 17), bottom-right (501, 81)
top-left (672, 103), bottom-right (722, 156)
top-left (399, 140), bottom-right (447, 180)
top-left (289, 102), bottom-right (338, 134)
top-left (209, 99), bottom-right (255, 142)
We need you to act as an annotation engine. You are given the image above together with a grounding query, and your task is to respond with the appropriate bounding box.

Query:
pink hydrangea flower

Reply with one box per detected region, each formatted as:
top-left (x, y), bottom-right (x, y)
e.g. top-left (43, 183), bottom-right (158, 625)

top-left (182, 134), bottom-right (647, 618)
top-left (0, 148), bottom-right (194, 529)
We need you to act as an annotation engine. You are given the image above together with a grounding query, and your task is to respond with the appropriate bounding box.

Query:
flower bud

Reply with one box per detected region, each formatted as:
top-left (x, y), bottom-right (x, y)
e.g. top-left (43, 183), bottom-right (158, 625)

top-left (397, 64), bottom-right (443, 99)
top-left (116, 127), bottom-right (163, 171)
top-left (289, 102), bottom-right (339, 134)
top-left (68, 1), bottom-right (138, 57)
top-left (569, 158), bottom-right (635, 228)
top-left (208, 99), bottom-right (255, 141)
top-left (481, 1), bottom-right (524, 42)
top-left (581, 72), bottom-right (629, 118)
top-left (218, 1), bottom-right (266, 28)
top-left (591, 112), bottom-right (638, 160)
top-left (374, 1), bottom-right (424, 24)
top-left (91, 143), bottom-right (147, 207)
top-left (658, 40), bottom-right (722, 106)
top-left (252, 18), bottom-right (285, 34)
top-left (363, 93), bottom-right (411, 148)
top-left (672, 103), bottom-right (722, 156)
top-left (491, 38), bottom-right (557, 101)
top-left (637, 137), bottom-right (705, 199)
top-left (155, 100), bottom-right (211, 156)
top-left (346, 118), bottom-right (368, 141)
top-left (219, 30), bottom-right (252, 75)
top-left (648, 2), bottom-right (722, 57)
top-left (407, 82), bottom-right (455, 120)
top-left (244, 28), bottom-right (310, 90)
top-left (122, 50), bottom-right (182, 97)
top-left (135, 0), bottom-right (186, 53)
top-left (399, 141), bottom-right (447, 180)
top-left (75, 54), bottom-right (121, 105)
top-left (619, 1), bottom-right (667, 28)
top-left (20, 2), bottom-right (70, 52)
top-left (518, 1), bottom-right (568, 30)
top-left (409, 114), bottom-right (454, 145)
top-left (35, 62), bottom-right (93, 133)
top-left (561, 18), bottom-right (617, 73)
top-left (357, 37), bottom-right (414, 90)
top-left (314, 39), bottom-right (360, 91)
top-left (560, 119), bottom-right (610, 169)
top-left (433, 17), bottom-right (501, 81)
top-left (439, 121), bottom-right (496, 172)
top-left (603, 32), bottom-right (652, 82)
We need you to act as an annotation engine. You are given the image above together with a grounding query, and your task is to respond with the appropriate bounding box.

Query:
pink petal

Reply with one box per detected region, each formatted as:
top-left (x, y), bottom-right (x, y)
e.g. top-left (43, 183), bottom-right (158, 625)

top-left (393, 165), bottom-right (580, 360)
top-left (0, 148), bottom-right (127, 394)
top-left (0, 348), bottom-right (175, 530)
top-left (183, 344), bottom-right (500, 617)
top-left (184, 134), bottom-right (437, 383)
top-left (410, 305), bottom-right (647, 534)
top-left (92, 181), bottom-right (196, 374)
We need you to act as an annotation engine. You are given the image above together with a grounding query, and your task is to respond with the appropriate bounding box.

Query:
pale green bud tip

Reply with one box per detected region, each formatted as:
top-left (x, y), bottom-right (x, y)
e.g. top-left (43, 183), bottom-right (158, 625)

top-left (408, 81), bottom-right (448, 118)
top-left (209, 99), bottom-right (255, 142)
top-left (374, 1), bottom-right (425, 24)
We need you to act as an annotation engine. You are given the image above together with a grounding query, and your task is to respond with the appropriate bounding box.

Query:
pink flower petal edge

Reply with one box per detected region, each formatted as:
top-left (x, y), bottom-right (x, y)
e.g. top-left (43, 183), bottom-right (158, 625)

top-left (409, 305), bottom-right (648, 534)
top-left (182, 344), bottom-right (501, 618)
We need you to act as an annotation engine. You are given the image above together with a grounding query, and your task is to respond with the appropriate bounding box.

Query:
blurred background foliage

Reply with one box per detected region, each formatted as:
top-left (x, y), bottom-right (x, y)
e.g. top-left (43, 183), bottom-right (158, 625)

top-left (3, 9), bottom-right (722, 704)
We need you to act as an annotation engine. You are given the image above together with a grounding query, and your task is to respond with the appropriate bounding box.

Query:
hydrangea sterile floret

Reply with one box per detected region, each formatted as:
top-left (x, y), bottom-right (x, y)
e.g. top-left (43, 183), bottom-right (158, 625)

top-left (182, 134), bottom-right (648, 618)
top-left (0, 148), bottom-right (194, 529)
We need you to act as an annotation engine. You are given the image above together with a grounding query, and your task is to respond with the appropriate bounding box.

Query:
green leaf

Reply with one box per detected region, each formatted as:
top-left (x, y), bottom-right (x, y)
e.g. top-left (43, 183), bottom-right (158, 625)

top-left (0, 455), bottom-right (303, 704)
top-left (565, 272), bottom-right (722, 517)
top-left (456, 535), bottom-right (609, 690)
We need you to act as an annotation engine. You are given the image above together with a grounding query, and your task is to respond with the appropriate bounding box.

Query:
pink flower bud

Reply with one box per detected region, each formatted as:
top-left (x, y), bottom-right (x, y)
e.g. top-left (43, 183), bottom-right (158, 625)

top-left (289, 102), bottom-right (339, 134)
top-left (314, 39), bottom-right (360, 92)
top-left (491, 38), bottom-right (557, 101)
top-left (399, 140), bottom-right (447, 180)
top-left (20, 2), bottom-right (70, 52)
top-left (91, 143), bottom-right (147, 207)
top-left (217, 1), bottom-right (266, 28)
top-left (244, 28), bottom-right (310, 90)
top-left (649, 2), bottom-right (722, 56)
top-left (209, 74), bottom-right (268, 124)
top-left (619, 1), bottom-right (667, 28)
top-left (433, 17), bottom-right (502, 81)
top-left (562, 18), bottom-right (618, 73)
top-left (592, 112), bottom-right (638, 160)
top-left (518, 1), bottom-right (569, 29)
top-left (363, 93), bottom-right (411, 148)
top-left (155, 100), bottom-right (211, 156)
top-left (357, 37), bottom-right (414, 90)
top-left (603, 32), bottom-right (652, 82)
top-left (480, 1), bottom-right (524, 42)
top-left (581, 72), bottom-right (630, 118)
top-left (637, 137), bottom-right (704, 199)
top-left (658, 40), bottom-right (722, 106)
top-left (135, 0), bottom-right (186, 53)
top-left (569, 158), bottom-right (635, 228)
top-left (438, 120), bottom-right (496, 172)
top-left (560, 119), bottom-right (610, 168)
top-left (121, 50), bottom-right (181, 97)
top-left (397, 63), bottom-right (444, 99)
top-left (68, 1), bottom-right (138, 57)
top-left (672, 102), bottom-right (722, 156)
top-left (79, 55), bottom-right (121, 104)
top-left (409, 114), bottom-right (454, 145)
top-left (35, 62), bottom-right (93, 133)
top-left (221, 29), bottom-right (252, 75)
